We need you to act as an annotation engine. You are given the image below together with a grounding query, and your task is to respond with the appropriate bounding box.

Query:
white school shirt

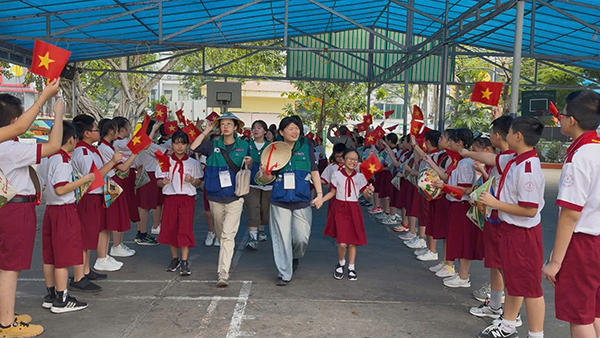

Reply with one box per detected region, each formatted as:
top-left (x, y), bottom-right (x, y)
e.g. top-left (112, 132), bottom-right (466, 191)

top-left (155, 155), bottom-right (203, 196)
top-left (0, 140), bottom-right (42, 195)
top-left (446, 158), bottom-right (477, 202)
top-left (330, 169), bottom-right (368, 202)
top-left (556, 131), bottom-right (600, 235)
top-left (321, 162), bottom-right (343, 184)
top-left (98, 140), bottom-right (121, 178)
top-left (71, 141), bottom-right (105, 195)
top-left (44, 150), bottom-right (76, 205)
top-left (136, 143), bottom-right (165, 173)
top-left (496, 149), bottom-right (545, 228)
top-left (488, 150), bottom-right (517, 193)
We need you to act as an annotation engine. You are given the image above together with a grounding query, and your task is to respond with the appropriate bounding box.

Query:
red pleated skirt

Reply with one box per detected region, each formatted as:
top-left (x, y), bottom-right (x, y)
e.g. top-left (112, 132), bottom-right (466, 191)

top-left (137, 171), bottom-right (164, 210)
top-left (427, 197), bottom-right (450, 239)
top-left (106, 176), bottom-right (131, 232)
top-left (159, 195), bottom-right (196, 248)
top-left (446, 201), bottom-right (484, 261)
top-left (122, 168), bottom-right (140, 222)
top-left (324, 200), bottom-right (367, 246)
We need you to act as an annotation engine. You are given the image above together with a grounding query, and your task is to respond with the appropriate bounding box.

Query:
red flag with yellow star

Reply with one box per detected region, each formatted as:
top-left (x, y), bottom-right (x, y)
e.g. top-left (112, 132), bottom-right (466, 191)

top-left (387, 124), bottom-right (399, 132)
top-left (156, 104), bottom-right (168, 123)
top-left (442, 184), bottom-right (464, 199)
top-left (30, 40), bottom-right (72, 80)
top-left (175, 109), bottom-right (186, 124)
top-left (363, 114), bottom-right (373, 125)
top-left (182, 124), bottom-right (201, 142)
top-left (164, 121), bottom-right (179, 135)
top-left (360, 154), bottom-right (383, 181)
top-left (384, 110), bottom-right (395, 119)
top-left (445, 149), bottom-right (461, 174)
top-left (471, 82), bottom-right (503, 106)
top-left (374, 126), bottom-right (386, 140)
top-left (364, 130), bottom-right (377, 146)
top-left (413, 105), bottom-right (424, 121)
top-left (356, 122), bottom-right (369, 133)
top-left (127, 130), bottom-right (152, 155)
top-left (410, 120), bottom-right (424, 135)
top-left (206, 111), bottom-right (220, 122)
top-left (155, 150), bottom-right (171, 172)
top-left (140, 114), bottom-right (151, 134)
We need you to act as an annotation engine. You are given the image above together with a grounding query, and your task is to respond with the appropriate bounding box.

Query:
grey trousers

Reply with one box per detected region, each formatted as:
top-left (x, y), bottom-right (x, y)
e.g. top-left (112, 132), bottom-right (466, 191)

top-left (269, 204), bottom-right (312, 281)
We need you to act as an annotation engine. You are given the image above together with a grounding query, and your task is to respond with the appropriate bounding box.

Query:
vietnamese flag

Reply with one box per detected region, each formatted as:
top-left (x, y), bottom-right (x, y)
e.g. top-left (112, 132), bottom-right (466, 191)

top-left (356, 122), bottom-right (369, 133)
top-left (164, 121), bottom-right (179, 135)
top-left (156, 104), bottom-right (168, 123)
top-left (374, 126), bottom-right (386, 140)
top-left (471, 82), bottom-right (504, 107)
top-left (364, 130), bottom-right (377, 146)
top-left (445, 149), bottom-right (462, 173)
top-left (442, 184), bottom-right (464, 199)
top-left (384, 110), bottom-right (395, 119)
top-left (155, 150), bottom-right (171, 172)
top-left (30, 40), bottom-right (72, 80)
top-left (140, 114), bottom-right (151, 135)
top-left (413, 105), bottom-right (424, 121)
top-left (175, 109), bottom-right (186, 124)
top-left (127, 131), bottom-right (152, 155)
top-left (306, 132), bottom-right (314, 140)
top-left (549, 101), bottom-right (559, 118)
top-left (410, 119), bottom-right (424, 135)
top-left (360, 154), bottom-right (384, 181)
top-left (182, 124), bottom-right (201, 142)
top-left (315, 133), bottom-right (322, 144)
top-left (88, 162), bottom-right (106, 192)
top-left (363, 114), bottom-right (373, 125)
top-left (206, 111), bottom-right (219, 122)
top-left (387, 124), bottom-right (399, 132)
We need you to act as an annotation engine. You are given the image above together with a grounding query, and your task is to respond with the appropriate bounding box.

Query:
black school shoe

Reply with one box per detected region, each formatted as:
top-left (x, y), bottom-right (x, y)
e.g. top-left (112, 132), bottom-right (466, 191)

top-left (348, 269), bottom-right (357, 281)
top-left (333, 264), bottom-right (345, 280)
top-left (166, 258), bottom-right (181, 272)
top-left (275, 276), bottom-right (289, 286)
top-left (85, 270), bottom-right (107, 281)
top-left (69, 277), bottom-right (102, 293)
top-left (179, 260), bottom-right (191, 276)
top-left (42, 288), bottom-right (57, 309)
top-left (50, 294), bottom-right (88, 314)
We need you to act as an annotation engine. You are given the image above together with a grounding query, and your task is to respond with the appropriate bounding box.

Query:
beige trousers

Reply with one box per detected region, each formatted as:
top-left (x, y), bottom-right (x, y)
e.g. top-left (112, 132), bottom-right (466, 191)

top-left (209, 198), bottom-right (244, 275)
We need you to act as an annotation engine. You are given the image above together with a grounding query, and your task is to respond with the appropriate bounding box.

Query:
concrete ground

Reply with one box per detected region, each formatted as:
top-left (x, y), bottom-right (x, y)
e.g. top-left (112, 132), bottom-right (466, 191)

top-left (16, 169), bottom-right (569, 338)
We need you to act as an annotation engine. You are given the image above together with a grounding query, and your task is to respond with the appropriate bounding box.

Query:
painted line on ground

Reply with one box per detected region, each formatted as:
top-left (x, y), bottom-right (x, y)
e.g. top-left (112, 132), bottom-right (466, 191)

top-left (18, 278), bottom-right (252, 283)
top-left (195, 298), bottom-right (220, 338)
top-left (226, 281), bottom-right (253, 338)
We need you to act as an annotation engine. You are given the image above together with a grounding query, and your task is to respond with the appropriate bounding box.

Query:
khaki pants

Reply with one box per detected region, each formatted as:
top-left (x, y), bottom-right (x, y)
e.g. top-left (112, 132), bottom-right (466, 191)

top-left (209, 198), bottom-right (244, 275)
top-left (270, 204), bottom-right (312, 281)
top-left (243, 187), bottom-right (272, 228)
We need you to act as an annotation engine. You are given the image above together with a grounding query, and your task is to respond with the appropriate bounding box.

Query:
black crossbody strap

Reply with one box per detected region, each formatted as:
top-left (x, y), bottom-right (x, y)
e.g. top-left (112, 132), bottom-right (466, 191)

top-left (221, 148), bottom-right (241, 173)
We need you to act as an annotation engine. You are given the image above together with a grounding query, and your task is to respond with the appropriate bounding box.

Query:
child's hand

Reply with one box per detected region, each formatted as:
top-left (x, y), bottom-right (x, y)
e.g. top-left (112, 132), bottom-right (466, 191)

top-left (459, 148), bottom-right (470, 157)
top-left (84, 173), bottom-right (95, 182)
top-left (204, 120), bottom-right (215, 133)
top-left (152, 121), bottom-right (161, 131)
top-left (53, 98), bottom-right (65, 118)
top-left (312, 196), bottom-right (324, 209)
top-left (111, 151), bottom-right (123, 164)
top-left (410, 134), bottom-right (417, 145)
top-left (184, 174), bottom-right (194, 183)
top-left (243, 156), bottom-right (253, 167)
top-left (433, 180), bottom-right (444, 189)
top-left (162, 177), bottom-right (171, 185)
top-left (479, 191), bottom-right (497, 207)
top-left (41, 78), bottom-right (60, 101)
top-left (474, 163), bottom-right (485, 174)
top-left (423, 155), bottom-right (434, 166)
top-left (404, 164), bottom-right (412, 172)
top-left (365, 184), bottom-right (375, 195)
top-left (543, 261), bottom-right (561, 287)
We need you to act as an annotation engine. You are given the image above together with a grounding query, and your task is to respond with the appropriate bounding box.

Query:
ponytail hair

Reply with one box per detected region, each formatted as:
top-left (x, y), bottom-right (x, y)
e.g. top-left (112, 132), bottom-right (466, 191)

top-left (99, 118), bottom-right (118, 140)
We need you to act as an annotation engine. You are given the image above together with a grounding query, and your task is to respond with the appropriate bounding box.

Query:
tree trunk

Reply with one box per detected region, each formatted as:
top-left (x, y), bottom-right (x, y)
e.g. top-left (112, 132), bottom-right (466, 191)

top-left (317, 82), bottom-right (327, 139)
top-left (60, 69), bottom-right (104, 121)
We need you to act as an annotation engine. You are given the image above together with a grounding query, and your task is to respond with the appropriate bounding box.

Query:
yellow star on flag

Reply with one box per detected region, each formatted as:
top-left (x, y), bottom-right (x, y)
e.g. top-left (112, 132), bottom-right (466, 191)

top-left (450, 192), bottom-right (457, 197)
top-left (189, 130), bottom-right (196, 137)
top-left (369, 164), bottom-right (377, 173)
top-left (168, 125), bottom-right (176, 132)
top-left (367, 135), bottom-right (374, 142)
top-left (132, 136), bottom-right (141, 145)
top-left (37, 52), bottom-right (55, 70)
top-left (413, 126), bottom-right (420, 134)
top-left (159, 161), bottom-right (165, 167)
top-left (156, 111), bottom-right (163, 117)
top-left (481, 87), bottom-right (493, 100)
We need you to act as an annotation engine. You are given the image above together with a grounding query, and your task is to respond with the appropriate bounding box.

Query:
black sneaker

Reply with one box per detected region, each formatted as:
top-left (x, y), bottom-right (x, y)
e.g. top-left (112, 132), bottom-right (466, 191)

top-left (179, 260), bottom-right (191, 276)
top-left (477, 323), bottom-right (519, 338)
top-left (292, 259), bottom-right (299, 272)
top-left (42, 288), bottom-right (56, 309)
top-left (333, 264), bottom-right (345, 280)
top-left (275, 276), bottom-right (289, 286)
top-left (51, 294), bottom-right (88, 314)
top-left (348, 269), bottom-right (357, 281)
top-left (135, 232), bottom-right (159, 246)
top-left (84, 270), bottom-right (107, 281)
top-left (166, 258), bottom-right (180, 272)
top-left (69, 277), bottom-right (102, 293)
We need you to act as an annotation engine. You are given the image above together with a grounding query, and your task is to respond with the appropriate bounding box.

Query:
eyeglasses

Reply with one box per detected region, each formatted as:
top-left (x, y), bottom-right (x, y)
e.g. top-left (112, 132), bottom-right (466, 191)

top-left (558, 113), bottom-right (577, 121)
top-left (88, 129), bottom-right (100, 133)
top-left (345, 158), bottom-right (359, 162)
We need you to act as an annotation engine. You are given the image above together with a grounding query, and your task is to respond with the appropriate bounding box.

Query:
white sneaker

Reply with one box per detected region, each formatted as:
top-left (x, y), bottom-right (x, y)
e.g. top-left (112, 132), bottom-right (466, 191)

top-left (417, 251), bottom-right (438, 261)
top-left (398, 232), bottom-right (416, 241)
top-left (214, 236), bottom-right (220, 247)
top-left (406, 237), bottom-right (427, 249)
top-left (94, 257), bottom-right (121, 272)
top-left (110, 244), bottom-right (135, 257)
top-left (205, 231), bottom-right (216, 247)
top-left (429, 262), bottom-right (445, 272)
top-left (414, 248), bottom-right (428, 256)
top-left (121, 243), bottom-right (136, 255)
top-left (151, 225), bottom-right (161, 235)
top-left (382, 215), bottom-right (400, 225)
top-left (444, 276), bottom-right (471, 288)
top-left (470, 300), bottom-right (503, 319)
top-left (435, 264), bottom-right (456, 278)
top-left (375, 212), bottom-right (389, 220)
top-left (492, 314), bottom-right (523, 327)
top-left (107, 255), bottom-right (123, 267)
top-left (402, 236), bottom-right (418, 246)
top-left (443, 274), bottom-right (460, 282)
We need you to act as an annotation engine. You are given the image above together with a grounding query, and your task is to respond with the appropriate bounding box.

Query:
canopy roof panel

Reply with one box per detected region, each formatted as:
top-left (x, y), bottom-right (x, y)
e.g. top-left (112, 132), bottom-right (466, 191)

top-left (1, 0), bottom-right (600, 82)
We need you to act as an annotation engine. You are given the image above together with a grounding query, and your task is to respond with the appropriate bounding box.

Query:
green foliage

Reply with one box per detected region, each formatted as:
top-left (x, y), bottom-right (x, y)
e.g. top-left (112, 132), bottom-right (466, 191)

top-left (545, 141), bottom-right (568, 163)
top-left (1, 61), bottom-right (12, 79)
top-left (446, 90), bottom-right (494, 133)
top-left (148, 95), bottom-right (169, 110)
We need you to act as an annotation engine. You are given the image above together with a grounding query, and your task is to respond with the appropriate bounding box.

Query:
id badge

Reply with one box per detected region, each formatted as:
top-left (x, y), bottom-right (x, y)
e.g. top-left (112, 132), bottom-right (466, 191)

top-left (219, 170), bottom-right (233, 188)
top-left (284, 172), bottom-right (295, 190)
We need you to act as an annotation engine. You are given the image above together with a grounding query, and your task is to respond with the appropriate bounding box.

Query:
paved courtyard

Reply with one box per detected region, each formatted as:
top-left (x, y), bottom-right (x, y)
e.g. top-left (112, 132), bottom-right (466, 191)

top-left (15, 169), bottom-right (569, 338)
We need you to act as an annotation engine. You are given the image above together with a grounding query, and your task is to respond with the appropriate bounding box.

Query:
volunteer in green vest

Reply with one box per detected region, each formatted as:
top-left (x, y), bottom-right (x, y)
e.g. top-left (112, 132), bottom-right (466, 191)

top-left (260, 116), bottom-right (324, 286)
top-left (244, 120), bottom-right (272, 251)
top-left (191, 112), bottom-right (252, 288)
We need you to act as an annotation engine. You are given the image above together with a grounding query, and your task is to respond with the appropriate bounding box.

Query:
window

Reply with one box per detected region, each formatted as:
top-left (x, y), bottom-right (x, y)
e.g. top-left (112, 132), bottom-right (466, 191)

top-left (163, 90), bottom-right (173, 101)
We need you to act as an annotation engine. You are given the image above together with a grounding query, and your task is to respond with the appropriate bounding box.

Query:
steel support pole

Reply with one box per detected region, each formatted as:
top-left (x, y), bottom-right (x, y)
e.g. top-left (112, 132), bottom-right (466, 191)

top-left (510, 0), bottom-right (525, 117)
top-left (284, 0), bottom-right (289, 47)
top-left (438, 0), bottom-right (450, 132)
top-left (403, 0), bottom-right (414, 135)
top-left (72, 73), bottom-right (77, 117)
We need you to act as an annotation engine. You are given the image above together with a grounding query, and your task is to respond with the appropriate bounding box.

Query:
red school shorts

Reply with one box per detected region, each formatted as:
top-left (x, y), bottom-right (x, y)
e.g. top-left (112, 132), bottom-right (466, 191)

top-left (555, 233), bottom-right (600, 325)
top-left (417, 193), bottom-right (431, 228)
top-left (446, 200), bottom-right (484, 261)
top-left (158, 195), bottom-right (196, 248)
top-left (77, 193), bottom-right (105, 250)
top-left (483, 210), bottom-right (502, 269)
top-left (122, 168), bottom-right (140, 222)
top-left (43, 204), bottom-right (84, 269)
top-left (499, 222), bottom-right (544, 298)
top-left (427, 197), bottom-right (449, 240)
top-left (105, 176), bottom-right (131, 232)
top-left (405, 184), bottom-right (420, 218)
top-left (0, 200), bottom-right (37, 271)
top-left (138, 171), bottom-right (164, 210)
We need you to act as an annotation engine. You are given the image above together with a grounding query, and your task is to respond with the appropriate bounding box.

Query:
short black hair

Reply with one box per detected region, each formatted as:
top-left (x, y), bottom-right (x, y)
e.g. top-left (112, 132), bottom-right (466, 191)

top-left (425, 129), bottom-right (441, 147)
top-left (342, 148), bottom-right (359, 159)
top-left (355, 136), bottom-right (364, 146)
top-left (61, 121), bottom-right (76, 145)
top-left (332, 142), bottom-right (347, 154)
top-left (0, 94), bottom-right (23, 128)
top-left (72, 115), bottom-right (96, 140)
top-left (99, 118), bottom-right (117, 140)
top-left (510, 117), bottom-right (544, 147)
top-left (450, 128), bottom-right (474, 148)
top-left (490, 115), bottom-right (513, 140)
top-left (171, 130), bottom-right (189, 144)
top-left (385, 133), bottom-right (398, 145)
top-left (279, 115), bottom-right (303, 133)
top-left (565, 90), bottom-right (600, 131)
top-left (338, 125), bottom-right (349, 136)
top-left (252, 120), bottom-right (268, 131)
top-left (473, 136), bottom-right (492, 149)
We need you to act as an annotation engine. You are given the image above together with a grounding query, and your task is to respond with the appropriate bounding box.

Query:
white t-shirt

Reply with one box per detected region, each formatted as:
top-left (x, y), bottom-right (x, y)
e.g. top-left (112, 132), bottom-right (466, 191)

top-left (488, 150), bottom-right (517, 194)
top-left (136, 143), bottom-right (165, 173)
top-left (321, 163), bottom-right (343, 184)
top-left (72, 142), bottom-right (105, 195)
top-left (330, 169), bottom-right (368, 202)
top-left (0, 140), bottom-right (42, 195)
top-left (557, 132), bottom-right (600, 235)
top-left (155, 155), bottom-right (203, 196)
top-left (446, 158), bottom-right (477, 202)
top-left (44, 150), bottom-right (76, 205)
top-left (496, 149), bottom-right (545, 228)
top-left (249, 142), bottom-right (272, 191)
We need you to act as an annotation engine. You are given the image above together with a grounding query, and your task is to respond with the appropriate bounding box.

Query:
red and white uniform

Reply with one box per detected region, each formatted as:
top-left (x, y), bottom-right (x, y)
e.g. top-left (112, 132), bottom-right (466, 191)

top-left (321, 162), bottom-right (343, 185)
top-left (114, 138), bottom-right (140, 222)
top-left (0, 140), bottom-right (42, 271)
top-left (72, 141), bottom-right (106, 250)
top-left (42, 150), bottom-right (84, 268)
top-left (422, 149), bottom-right (449, 238)
top-left (324, 169), bottom-right (368, 246)
top-left (155, 154), bottom-right (202, 248)
top-left (496, 149), bottom-right (545, 298)
top-left (98, 140), bottom-right (131, 232)
top-left (555, 131), bottom-right (600, 325)
top-left (137, 143), bottom-right (167, 209)
top-left (446, 158), bottom-right (477, 202)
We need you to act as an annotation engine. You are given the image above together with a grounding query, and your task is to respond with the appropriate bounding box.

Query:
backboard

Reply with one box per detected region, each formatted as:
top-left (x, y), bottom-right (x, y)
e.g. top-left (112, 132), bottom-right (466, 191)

top-left (206, 82), bottom-right (242, 108)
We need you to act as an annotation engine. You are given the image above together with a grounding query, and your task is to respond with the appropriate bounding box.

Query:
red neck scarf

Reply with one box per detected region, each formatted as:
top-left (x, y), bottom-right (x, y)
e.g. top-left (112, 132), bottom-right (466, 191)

top-left (340, 168), bottom-right (358, 200)
top-left (101, 139), bottom-right (115, 151)
top-left (171, 153), bottom-right (190, 189)
top-left (565, 131), bottom-right (600, 163)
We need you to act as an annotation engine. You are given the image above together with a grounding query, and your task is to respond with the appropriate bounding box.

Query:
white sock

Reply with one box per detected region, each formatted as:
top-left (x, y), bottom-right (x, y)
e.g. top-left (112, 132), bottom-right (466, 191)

top-left (500, 319), bottom-right (517, 333)
top-left (528, 331), bottom-right (543, 338)
top-left (339, 259), bottom-right (346, 266)
top-left (348, 264), bottom-right (355, 270)
top-left (249, 231), bottom-right (258, 240)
